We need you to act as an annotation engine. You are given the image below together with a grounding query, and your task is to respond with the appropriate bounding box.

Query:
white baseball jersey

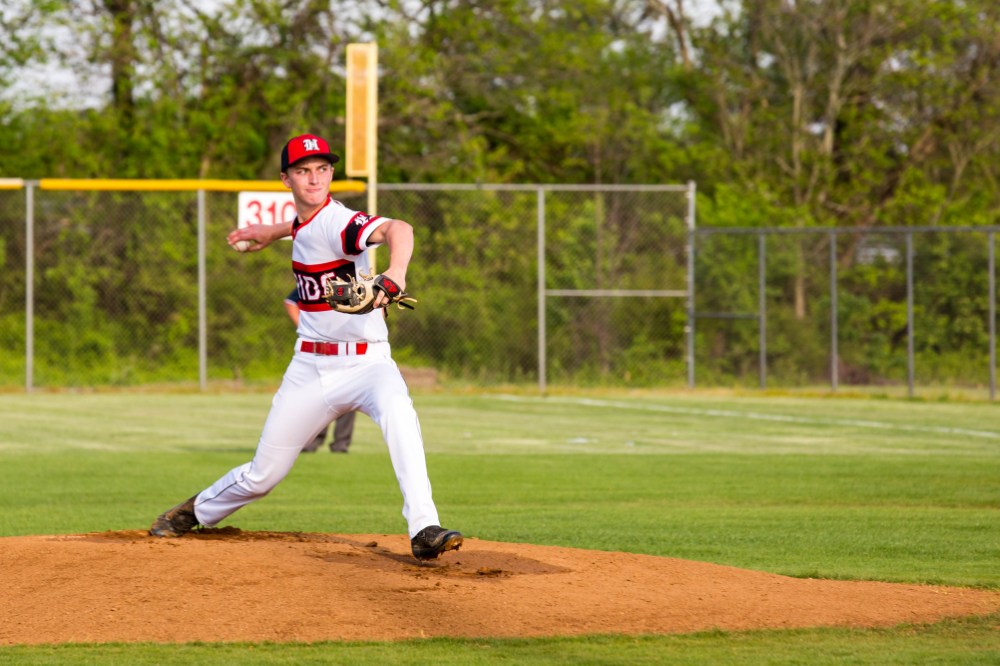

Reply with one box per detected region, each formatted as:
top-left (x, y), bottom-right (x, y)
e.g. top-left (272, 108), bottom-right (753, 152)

top-left (291, 197), bottom-right (389, 343)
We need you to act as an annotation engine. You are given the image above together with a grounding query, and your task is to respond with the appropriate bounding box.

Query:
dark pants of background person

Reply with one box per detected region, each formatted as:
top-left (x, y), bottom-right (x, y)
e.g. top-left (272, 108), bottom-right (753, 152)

top-left (302, 411), bottom-right (356, 453)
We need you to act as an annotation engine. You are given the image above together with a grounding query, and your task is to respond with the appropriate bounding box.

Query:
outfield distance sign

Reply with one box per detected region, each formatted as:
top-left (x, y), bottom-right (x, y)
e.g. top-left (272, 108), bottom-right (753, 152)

top-left (238, 191), bottom-right (296, 238)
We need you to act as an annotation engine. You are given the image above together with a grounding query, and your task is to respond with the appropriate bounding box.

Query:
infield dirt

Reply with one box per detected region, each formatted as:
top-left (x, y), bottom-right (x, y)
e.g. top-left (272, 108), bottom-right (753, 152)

top-left (1, 528), bottom-right (997, 645)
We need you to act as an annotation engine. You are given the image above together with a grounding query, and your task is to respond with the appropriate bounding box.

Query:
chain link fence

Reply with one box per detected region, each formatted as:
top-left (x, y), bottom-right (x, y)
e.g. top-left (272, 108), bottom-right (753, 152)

top-left (379, 186), bottom-right (690, 386)
top-left (3, 181), bottom-right (996, 395)
top-left (693, 226), bottom-right (998, 397)
top-left (2, 182), bottom-right (690, 389)
top-left (27, 190), bottom-right (200, 387)
top-left (377, 188), bottom-right (539, 383)
top-left (541, 189), bottom-right (689, 386)
top-left (0, 188), bottom-right (26, 387)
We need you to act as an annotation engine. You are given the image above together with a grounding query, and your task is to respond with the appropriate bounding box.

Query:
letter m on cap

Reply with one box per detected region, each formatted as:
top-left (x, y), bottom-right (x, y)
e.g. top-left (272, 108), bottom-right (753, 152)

top-left (303, 138), bottom-right (319, 151)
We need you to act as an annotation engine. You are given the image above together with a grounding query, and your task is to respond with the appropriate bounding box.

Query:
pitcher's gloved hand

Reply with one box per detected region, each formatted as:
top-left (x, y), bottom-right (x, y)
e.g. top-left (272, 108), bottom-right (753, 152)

top-left (323, 271), bottom-right (416, 314)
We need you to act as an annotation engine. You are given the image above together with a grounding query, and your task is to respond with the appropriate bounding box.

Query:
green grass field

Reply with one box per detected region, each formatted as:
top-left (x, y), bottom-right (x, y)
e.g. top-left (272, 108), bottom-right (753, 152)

top-left (1, 391), bottom-right (998, 664)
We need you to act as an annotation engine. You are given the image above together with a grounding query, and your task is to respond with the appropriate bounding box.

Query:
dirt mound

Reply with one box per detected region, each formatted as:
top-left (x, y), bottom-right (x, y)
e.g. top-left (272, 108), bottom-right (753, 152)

top-left (1, 530), bottom-right (996, 644)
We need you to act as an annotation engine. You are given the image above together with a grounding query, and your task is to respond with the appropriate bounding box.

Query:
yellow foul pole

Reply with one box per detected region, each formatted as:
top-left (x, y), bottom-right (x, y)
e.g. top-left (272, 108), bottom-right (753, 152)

top-left (345, 42), bottom-right (379, 269)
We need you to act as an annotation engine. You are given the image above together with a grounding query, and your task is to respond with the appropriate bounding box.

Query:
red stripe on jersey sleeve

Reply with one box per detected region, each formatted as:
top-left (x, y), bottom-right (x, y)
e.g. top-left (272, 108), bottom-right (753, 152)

top-left (355, 218), bottom-right (380, 252)
top-left (341, 212), bottom-right (382, 255)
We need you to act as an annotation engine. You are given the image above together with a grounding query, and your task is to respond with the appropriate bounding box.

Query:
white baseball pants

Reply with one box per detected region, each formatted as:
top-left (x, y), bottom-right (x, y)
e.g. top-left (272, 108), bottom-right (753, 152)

top-left (192, 341), bottom-right (440, 538)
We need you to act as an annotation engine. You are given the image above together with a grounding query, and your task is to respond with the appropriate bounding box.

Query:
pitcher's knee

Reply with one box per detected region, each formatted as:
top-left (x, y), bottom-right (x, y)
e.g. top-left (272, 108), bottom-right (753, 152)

top-left (241, 465), bottom-right (288, 496)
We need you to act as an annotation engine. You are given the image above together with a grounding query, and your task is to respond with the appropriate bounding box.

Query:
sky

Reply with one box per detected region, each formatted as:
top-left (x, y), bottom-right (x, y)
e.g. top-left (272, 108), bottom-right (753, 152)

top-left (3, 0), bottom-right (729, 111)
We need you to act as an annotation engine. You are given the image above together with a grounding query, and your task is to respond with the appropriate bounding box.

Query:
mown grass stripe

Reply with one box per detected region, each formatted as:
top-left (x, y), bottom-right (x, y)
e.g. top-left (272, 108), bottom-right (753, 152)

top-left (496, 394), bottom-right (1000, 440)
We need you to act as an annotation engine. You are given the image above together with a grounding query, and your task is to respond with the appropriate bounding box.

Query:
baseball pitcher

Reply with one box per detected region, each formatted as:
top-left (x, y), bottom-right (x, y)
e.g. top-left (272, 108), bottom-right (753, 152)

top-left (149, 134), bottom-right (462, 561)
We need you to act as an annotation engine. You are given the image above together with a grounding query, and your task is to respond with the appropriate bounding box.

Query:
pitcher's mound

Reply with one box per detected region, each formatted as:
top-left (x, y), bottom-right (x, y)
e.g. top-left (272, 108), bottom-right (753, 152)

top-left (1, 529), bottom-right (997, 644)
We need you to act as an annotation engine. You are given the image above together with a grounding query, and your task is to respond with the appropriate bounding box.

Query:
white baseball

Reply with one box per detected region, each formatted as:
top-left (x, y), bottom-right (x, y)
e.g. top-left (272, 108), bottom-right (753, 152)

top-left (230, 239), bottom-right (255, 253)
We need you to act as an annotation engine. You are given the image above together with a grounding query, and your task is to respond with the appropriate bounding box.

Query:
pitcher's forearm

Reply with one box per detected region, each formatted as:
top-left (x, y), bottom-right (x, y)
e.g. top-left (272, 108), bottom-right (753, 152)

top-left (269, 221), bottom-right (294, 241)
top-left (382, 220), bottom-right (414, 277)
top-left (227, 221), bottom-right (293, 250)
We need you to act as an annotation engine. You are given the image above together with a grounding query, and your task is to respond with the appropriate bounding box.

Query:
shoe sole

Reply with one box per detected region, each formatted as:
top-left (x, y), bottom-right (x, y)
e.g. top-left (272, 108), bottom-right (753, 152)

top-left (412, 533), bottom-right (463, 560)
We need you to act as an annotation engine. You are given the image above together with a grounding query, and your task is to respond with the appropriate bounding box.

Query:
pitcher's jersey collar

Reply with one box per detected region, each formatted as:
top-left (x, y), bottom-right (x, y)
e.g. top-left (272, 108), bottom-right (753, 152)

top-left (292, 196), bottom-right (333, 239)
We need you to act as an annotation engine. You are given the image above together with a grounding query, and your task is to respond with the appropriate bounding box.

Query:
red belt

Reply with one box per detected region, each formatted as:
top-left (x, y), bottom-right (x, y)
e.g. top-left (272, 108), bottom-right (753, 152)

top-left (300, 341), bottom-right (368, 356)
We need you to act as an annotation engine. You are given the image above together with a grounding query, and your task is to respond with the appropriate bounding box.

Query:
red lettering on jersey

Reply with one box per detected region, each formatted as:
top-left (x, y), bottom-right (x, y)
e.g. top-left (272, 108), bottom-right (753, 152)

top-left (293, 260), bottom-right (356, 312)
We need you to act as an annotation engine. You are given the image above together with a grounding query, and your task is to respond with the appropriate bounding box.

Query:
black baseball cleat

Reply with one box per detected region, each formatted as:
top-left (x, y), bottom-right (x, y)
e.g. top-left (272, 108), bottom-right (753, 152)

top-left (149, 495), bottom-right (200, 537)
top-left (411, 525), bottom-right (463, 560)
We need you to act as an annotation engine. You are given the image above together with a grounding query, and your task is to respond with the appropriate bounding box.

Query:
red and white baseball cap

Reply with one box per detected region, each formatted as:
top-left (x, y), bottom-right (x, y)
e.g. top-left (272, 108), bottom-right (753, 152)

top-left (281, 134), bottom-right (340, 172)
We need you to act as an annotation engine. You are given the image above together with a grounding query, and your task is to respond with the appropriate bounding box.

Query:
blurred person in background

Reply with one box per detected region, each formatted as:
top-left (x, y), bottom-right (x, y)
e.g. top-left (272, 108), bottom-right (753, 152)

top-left (284, 286), bottom-right (356, 453)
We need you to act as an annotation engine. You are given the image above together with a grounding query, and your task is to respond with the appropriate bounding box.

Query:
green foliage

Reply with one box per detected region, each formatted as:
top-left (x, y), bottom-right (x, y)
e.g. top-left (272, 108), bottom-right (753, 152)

top-left (1, 1), bottom-right (999, 387)
top-left (693, 229), bottom-right (996, 387)
top-left (381, 190), bottom-right (539, 381)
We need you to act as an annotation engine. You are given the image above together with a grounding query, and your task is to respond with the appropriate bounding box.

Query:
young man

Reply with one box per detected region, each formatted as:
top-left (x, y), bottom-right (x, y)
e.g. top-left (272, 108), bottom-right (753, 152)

top-left (149, 134), bottom-right (462, 561)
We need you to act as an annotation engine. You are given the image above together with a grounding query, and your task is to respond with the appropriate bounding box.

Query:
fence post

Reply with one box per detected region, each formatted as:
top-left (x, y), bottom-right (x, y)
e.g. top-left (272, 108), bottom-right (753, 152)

top-left (537, 188), bottom-right (546, 394)
top-left (830, 231), bottom-right (838, 392)
top-left (25, 182), bottom-right (34, 392)
top-left (990, 230), bottom-right (995, 402)
top-left (686, 181), bottom-right (696, 388)
top-left (906, 232), bottom-right (914, 398)
top-left (198, 189), bottom-right (207, 392)
top-left (759, 232), bottom-right (766, 390)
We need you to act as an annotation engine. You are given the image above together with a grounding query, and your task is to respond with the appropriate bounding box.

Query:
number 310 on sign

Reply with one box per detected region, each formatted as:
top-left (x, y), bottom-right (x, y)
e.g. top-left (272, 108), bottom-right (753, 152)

top-left (238, 192), bottom-right (297, 233)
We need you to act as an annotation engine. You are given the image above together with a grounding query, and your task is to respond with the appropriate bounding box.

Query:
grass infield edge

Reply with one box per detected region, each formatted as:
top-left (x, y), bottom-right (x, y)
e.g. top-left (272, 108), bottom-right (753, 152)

top-left (2, 612), bottom-right (998, 650)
